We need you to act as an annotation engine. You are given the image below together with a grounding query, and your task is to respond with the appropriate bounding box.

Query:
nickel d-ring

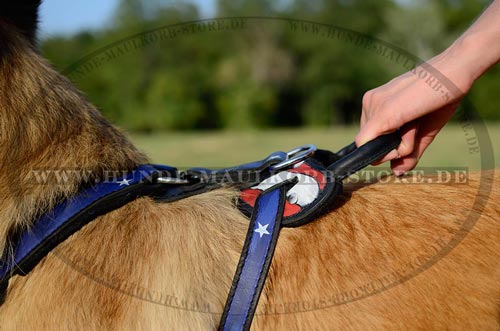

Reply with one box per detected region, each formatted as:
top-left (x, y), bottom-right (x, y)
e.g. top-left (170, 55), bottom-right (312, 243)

top-left (270, 144), bottom-right (317, 171)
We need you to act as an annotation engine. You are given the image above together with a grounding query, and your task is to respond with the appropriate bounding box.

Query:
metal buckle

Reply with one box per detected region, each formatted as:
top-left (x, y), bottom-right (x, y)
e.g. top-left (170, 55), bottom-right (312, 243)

top-left (156, 175), bottom-right (191, 185)
top-left (270, 144), bottom-right (317, 171)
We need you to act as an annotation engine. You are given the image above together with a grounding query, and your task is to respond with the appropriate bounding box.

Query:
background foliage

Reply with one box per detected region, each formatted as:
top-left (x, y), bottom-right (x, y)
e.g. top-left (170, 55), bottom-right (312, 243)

top-left (41, 0), bottom-right (497, 132)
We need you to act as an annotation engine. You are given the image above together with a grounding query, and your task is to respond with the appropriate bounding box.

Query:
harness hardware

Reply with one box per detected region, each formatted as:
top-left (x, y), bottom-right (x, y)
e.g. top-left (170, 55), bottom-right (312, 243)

top-left (156, 176), bottom-right (191, 185)
top-left (270, 144), bottom-right (317, 171)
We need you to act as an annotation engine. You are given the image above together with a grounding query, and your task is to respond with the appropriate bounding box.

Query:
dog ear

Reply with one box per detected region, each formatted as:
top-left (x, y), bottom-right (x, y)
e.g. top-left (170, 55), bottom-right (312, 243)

top-left (0, 1), bottom-right (42, 46)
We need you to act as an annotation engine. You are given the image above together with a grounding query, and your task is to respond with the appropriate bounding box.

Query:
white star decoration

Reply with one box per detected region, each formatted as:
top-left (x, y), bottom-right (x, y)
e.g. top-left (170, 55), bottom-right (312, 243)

top-left (254, 222), bottom-right (270, 238)
top-left (117, 178), bottom-right (132, 186)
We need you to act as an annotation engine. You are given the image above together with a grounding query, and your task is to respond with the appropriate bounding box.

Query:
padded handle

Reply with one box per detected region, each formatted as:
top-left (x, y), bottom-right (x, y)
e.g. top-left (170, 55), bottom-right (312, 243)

top-left (328, 131), bottom-right (401, 180)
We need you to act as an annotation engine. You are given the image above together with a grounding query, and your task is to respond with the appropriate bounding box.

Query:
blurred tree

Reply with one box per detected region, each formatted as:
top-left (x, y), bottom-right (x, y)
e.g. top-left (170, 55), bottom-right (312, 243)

top-left (435, 0), bottom-right (499, 121)
top-left (40, 0), bottom-right (498, 131)
top-left (217, 0), bottom-right (275, 16)
top-left (382, 0), bottom-right (447, 59)
top-left (469, 65), bottom-right (500, 121)
top-left (436, 0), bottom-right (490, 37)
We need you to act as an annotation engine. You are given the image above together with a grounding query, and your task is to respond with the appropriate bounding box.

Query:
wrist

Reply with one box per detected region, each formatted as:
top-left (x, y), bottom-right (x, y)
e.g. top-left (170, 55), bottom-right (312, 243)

top-left (447, 30), bottom-right (499, 87)
top-left (434, 37), bottom-right (475, 94)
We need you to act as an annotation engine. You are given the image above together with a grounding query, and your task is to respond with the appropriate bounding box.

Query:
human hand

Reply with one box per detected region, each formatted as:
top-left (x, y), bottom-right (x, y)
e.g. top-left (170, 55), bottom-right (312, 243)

top-left (356, 0), bottom-right (500, 176)
top-left (355, 50), bottom-right (472, 176)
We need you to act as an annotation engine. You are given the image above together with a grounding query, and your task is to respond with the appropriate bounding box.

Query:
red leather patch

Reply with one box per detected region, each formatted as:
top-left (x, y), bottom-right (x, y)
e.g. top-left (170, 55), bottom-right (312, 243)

top-left (240, 162), bottom-right (326, 218)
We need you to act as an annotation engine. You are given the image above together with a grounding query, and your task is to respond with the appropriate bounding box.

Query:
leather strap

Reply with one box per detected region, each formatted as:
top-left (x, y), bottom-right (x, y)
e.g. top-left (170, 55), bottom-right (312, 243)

top-left (0, 164), bottom-right (174, 303)
top-left (329, 131), bottom-right (401, 180)
top-left (154, 152), bottom-right (288, 203)
top-left (218, 179), bottom-right (296, 331)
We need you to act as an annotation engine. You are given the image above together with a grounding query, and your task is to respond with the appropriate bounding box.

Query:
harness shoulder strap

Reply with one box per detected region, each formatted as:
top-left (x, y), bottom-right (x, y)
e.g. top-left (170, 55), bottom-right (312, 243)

top-left (0, 164), bottom-right (172, 303)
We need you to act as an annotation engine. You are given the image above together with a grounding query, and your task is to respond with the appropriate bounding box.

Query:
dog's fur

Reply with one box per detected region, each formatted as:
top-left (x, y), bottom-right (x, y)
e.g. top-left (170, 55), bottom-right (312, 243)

top-left (0, 3), bottom-right (499, 330)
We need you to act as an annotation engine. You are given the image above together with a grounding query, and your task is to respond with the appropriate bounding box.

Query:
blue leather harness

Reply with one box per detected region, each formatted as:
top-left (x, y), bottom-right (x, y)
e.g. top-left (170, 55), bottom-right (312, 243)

top-left (0, 133), bottom-right (400, 330)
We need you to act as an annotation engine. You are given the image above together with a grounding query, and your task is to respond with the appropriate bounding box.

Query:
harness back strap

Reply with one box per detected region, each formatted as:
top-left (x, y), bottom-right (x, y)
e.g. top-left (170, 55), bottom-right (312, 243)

top-left (219, 179), bottom-right (297, 331)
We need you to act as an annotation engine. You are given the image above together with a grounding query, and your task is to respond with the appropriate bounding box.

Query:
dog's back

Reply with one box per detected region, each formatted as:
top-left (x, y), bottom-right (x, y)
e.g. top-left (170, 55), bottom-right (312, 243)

top-left (2, 171), bottom-right (498, 330)
top-left (0, 3), bottom-right (499, 330)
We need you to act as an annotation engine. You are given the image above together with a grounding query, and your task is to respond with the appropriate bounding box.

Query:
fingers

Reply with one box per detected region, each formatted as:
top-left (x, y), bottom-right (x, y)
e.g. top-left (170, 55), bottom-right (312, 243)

top-left (356, 86), bottom-right (417, 147)
top-left (355, 57), bottom-right (466, 174)
top-left (385, 133), bottom-right (433, 176)
top-left (375, 122), bottom-right (418, 164)
top-left (390, 104), bottom-right (458, 175)
top-left (391, 135), bottom-right (434, 175)
top-left (356, 61), bottom-right (460, 149)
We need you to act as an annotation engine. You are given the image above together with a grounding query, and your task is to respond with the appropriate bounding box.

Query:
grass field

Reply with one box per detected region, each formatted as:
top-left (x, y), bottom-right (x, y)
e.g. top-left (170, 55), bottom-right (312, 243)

top-left (130, 123), bottom-right (500, 170)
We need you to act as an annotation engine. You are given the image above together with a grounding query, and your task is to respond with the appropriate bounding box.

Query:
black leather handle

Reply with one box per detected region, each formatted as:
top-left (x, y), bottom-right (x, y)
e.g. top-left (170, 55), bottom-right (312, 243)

top-left (328, 131), bottom-right (401, 180)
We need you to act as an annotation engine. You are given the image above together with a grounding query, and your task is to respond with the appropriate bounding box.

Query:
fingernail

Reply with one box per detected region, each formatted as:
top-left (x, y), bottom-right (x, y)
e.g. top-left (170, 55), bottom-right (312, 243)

top-left (393, 169), bottom-right (406, 177)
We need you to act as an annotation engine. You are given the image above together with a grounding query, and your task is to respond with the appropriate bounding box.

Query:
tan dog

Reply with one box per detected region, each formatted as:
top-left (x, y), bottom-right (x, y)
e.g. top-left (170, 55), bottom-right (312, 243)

top-left (0, 4), bottom-right (499, 330)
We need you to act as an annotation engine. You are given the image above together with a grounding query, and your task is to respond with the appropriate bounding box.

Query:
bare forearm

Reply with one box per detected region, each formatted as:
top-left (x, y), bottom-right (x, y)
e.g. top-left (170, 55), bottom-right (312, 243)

top-left (450, 0), bottom-right (500, 84)
top-left (355, 1), bottom-right (500, 174)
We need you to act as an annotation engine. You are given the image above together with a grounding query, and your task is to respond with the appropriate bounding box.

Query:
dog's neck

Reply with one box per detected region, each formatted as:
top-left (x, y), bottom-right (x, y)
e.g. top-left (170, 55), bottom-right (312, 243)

top-left (0, 24), bottom-right (147, 253)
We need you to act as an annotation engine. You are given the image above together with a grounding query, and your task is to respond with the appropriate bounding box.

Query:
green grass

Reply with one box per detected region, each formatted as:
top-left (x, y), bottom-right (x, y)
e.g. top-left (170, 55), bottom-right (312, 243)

top-left (129, 123), bottom-right (500, 170)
